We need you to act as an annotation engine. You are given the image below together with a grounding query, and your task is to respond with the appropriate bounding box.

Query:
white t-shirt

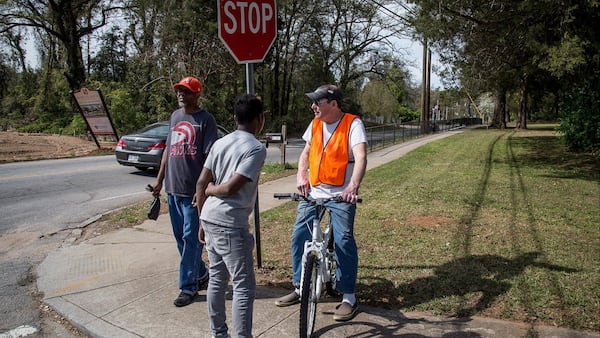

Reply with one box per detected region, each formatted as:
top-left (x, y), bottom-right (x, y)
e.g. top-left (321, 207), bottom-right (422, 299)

top-left (302, 115), bottom-right (367, 199)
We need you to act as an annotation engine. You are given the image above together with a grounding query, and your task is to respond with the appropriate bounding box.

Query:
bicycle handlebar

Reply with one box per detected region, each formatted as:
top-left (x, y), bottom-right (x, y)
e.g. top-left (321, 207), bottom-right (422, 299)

top-left (273, 192), bottom-right (303, 200)
top-left (273, 193), bottom-right (362, 203)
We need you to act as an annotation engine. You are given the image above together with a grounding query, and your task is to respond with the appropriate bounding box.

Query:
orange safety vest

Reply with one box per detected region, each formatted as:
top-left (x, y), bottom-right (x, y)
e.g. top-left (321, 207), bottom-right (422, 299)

top-left (309, 113), bottom-right (358, 186)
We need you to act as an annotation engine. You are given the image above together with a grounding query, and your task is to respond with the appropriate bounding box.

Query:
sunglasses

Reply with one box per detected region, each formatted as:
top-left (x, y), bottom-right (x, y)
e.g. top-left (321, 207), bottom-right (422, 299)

top-left (313, 98), bottom-right (330, 106)
top-left (176, 88), bottom-right (193, 95)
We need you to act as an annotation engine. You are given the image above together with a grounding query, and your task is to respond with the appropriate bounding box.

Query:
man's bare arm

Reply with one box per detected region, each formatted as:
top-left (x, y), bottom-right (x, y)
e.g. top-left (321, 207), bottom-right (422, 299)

top-left (205, 174), bottom-right (250, 197)
top-left (296, 142), bottom-right (311, 197)
top-left (341, 142), bottom-right (367, 203)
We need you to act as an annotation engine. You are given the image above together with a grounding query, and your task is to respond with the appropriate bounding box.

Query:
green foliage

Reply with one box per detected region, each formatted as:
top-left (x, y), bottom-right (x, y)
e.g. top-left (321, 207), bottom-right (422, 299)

top-left (557, 84), bottom-right (600, 158)
top-left (2, 71), bottom-right (41, 130)
top-left (539, 33), bottom-right (587, 78)
top-left (34, 69), bottom-right (73, 134)
top-left (63, 114), bottom-right (87, 135)
top-left (0, 68), bottom-right (75, 134)
top-left (104, 87), bottom-right (141, 135)
top-left (89, 28), bottom-right (128, 82)
top-left (360, 79), bottom-right (397, 121)
top-left (558, 108), bottom-right (600, 157)
top-left (397, 105), bottom-right (420, 122)
top-left (410, 0), bottom-right (600, 146)
top-left (1, 0), bottom-right (420, 138)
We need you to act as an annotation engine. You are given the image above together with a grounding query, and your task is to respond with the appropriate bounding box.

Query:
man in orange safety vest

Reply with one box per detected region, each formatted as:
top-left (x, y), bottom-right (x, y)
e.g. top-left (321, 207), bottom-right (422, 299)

top-left (275, 84), bottom-right (368, 322)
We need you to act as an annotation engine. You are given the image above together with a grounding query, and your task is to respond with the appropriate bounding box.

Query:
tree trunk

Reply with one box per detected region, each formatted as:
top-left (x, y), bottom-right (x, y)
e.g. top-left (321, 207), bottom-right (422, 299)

top-left (516, 77), bottom-right (528, 129)
top-left (64, 38), bottom-right (86, 89)
top-left (49, 0), bottom-right (86, 90)
top-left (491, 88), bottom-right (507, 129)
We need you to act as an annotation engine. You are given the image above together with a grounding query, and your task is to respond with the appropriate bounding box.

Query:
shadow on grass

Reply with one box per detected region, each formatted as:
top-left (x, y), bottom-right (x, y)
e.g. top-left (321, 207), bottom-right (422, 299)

top-left (356, 132), bottom-right (575, 316)
top-left (358, 252), bottom-right (578, 317)
top-left (507, 135), bottom-right (599, 182)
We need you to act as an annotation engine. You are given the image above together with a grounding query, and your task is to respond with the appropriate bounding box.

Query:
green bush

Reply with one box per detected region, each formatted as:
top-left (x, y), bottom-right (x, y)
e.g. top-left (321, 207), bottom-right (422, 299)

top-left (557, 83), bottom-right (600, 159)
top-left (63, 114), bottom-right (88, 136)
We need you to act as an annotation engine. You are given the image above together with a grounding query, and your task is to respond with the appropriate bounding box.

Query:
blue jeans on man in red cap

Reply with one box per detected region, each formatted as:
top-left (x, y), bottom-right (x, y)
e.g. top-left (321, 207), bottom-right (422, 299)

top-left (168, 194), bottom-right (208, 295)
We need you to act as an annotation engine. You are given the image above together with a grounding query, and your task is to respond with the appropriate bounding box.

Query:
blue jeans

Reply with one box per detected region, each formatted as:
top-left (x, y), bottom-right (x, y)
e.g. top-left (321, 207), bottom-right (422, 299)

top-left (204, 222), bottom-right (255, 338)
top-left (168, 194), bottom-right (207, 294)
top-left (291, 199), bottom-right (358, 294)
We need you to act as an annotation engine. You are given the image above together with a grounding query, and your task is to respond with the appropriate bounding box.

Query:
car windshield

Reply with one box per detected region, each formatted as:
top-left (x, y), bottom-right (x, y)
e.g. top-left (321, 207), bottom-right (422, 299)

top-left (139, 124), bottom-right (169, 137)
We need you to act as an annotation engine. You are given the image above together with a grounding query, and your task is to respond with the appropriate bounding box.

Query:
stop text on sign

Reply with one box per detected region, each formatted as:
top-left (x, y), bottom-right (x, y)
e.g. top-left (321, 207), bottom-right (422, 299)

top-left (218, 0), bottom-right (277, 63)
top-left (222, 1), bottom-right (274, 35)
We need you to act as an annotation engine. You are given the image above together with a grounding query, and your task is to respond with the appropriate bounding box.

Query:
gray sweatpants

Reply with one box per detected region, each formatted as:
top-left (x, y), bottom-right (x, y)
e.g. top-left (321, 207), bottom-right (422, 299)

top-left (204, 222), bottom-right (256, 338)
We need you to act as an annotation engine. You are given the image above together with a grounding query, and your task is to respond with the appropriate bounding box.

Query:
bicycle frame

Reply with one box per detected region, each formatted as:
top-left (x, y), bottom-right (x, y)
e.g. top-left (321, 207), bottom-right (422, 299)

top-left (299, 198), bottom-right (335, 301)
top-left (274, 193), bottom-right (355, 337)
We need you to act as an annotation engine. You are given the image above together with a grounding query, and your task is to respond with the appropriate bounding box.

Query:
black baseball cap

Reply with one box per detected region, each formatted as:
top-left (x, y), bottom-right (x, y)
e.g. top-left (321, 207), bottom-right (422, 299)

top-left (305, 84), bottom-right (343, 102)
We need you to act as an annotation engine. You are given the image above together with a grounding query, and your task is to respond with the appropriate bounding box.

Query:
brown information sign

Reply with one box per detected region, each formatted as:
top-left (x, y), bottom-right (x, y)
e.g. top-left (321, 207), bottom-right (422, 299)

top-left (71, 88), bottom-right (118, 147)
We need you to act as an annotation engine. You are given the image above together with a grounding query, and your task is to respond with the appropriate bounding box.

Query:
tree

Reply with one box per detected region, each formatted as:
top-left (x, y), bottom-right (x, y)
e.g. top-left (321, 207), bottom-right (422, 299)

top-left (359, 79), bottom-right (397, 122)
top-left (262, 0), bottom-right (408, 134)
top-left (408, 0), bottom-right (556, 128)
top-left (89, 27), bottom-right (128, 82)
top-left (409, 0), bottom-right (599, 155)
top-left (0, 0), bottom-right (123, 89)
top-left (1, 0), bottom-right (431, 138)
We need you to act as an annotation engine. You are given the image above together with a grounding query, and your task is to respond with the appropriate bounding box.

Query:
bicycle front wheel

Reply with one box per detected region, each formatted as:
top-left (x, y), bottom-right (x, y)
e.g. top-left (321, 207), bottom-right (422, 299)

top-left (299, 253), bottom-right (319, 338)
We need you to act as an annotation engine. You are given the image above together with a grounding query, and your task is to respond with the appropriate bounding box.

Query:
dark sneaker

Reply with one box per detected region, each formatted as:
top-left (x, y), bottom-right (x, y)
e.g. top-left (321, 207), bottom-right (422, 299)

top-left (275, 291), bottom-right (300, 307)
top-left (198, 273), bottom-right (209, 291)
top-left (174, 291), bottom-right (197, 307)
top-left (332, 301), bottom-right (358, 321)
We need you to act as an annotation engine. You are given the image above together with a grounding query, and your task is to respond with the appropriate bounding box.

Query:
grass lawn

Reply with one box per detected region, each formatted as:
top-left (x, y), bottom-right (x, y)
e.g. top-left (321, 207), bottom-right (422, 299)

top-left (257, 125), bottom-right (600, 332)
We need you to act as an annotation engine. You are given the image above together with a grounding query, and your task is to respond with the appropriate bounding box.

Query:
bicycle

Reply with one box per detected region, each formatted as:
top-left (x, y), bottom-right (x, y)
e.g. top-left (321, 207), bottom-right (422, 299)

top-left (274, 192), bottom-right (361, 338)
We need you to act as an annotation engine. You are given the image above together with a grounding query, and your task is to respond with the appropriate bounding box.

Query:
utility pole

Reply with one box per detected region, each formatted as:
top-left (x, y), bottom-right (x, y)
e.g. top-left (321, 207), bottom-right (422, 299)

top-left (420, 39), bottom-right (431, 133)
top-left (426, 48), bottom-right (431, 130)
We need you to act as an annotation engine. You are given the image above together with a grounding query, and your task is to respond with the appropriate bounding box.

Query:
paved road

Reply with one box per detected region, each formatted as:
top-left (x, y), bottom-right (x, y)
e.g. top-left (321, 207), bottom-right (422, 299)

top-left (264, 138), bottom-right (304, 164)
top-left (0, 155), bottom-right (157, 337)
top-left (0, 155), bottom-right (156, 235)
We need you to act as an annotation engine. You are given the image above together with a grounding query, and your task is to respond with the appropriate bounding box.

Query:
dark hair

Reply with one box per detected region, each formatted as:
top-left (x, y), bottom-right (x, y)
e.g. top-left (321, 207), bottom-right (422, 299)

top-left (234, 94), bottom-right (264, 124)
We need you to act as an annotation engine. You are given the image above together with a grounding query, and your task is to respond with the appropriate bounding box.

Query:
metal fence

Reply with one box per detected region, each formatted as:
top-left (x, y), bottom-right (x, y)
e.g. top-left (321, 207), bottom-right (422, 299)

top-left (365, 118), bottom-right (482, 152)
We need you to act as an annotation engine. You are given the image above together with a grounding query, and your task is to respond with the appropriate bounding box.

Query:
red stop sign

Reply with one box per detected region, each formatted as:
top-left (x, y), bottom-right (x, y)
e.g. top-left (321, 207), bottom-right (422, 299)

top-left (218, 0), bottom-right (277, 64)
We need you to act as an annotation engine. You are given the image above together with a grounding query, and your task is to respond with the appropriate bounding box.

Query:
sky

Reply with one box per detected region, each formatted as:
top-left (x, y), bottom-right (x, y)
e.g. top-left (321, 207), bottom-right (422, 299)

top-left (393, 37), bottom-right (444, 89)
top-left (378, 1), bottom-right (444, 89)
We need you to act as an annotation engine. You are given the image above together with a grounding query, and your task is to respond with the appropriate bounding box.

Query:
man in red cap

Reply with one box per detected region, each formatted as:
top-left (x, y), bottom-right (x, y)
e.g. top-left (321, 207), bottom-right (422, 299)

top-left (150, 76), bottom-right (218, 307)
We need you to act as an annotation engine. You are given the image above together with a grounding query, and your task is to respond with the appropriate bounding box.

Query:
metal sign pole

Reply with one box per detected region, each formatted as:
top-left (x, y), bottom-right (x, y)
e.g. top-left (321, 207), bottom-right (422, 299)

top-left (246, 63), bottom-right (255, 95)
top-left (247, 63), bottom-right (262, 269)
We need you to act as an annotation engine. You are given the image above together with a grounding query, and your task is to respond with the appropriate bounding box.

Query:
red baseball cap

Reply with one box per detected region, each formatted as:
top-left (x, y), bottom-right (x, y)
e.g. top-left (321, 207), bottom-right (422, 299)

top-left (173, 76), bottom-right (203, 94)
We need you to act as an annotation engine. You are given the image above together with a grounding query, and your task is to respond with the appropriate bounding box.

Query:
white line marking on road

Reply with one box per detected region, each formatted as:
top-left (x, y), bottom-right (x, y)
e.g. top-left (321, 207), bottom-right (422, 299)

top-left (96, 191), bottom-right (148, 202)
top-left (0, 165), bottom-right (118, 181)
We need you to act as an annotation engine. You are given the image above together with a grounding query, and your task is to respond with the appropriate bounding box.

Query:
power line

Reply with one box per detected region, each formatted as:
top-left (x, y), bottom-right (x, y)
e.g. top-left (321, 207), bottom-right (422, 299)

top-left (367, 0), bottom-right (415, 25)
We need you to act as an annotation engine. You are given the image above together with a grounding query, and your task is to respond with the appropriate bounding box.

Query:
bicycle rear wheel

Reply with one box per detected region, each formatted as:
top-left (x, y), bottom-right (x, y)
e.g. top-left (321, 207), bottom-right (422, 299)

top-left (325, 232), bottom-right (338, 297)
top-left (325, 253), bottom-right (338, 297)
top-left (299, 253), bottom-right (319, 338)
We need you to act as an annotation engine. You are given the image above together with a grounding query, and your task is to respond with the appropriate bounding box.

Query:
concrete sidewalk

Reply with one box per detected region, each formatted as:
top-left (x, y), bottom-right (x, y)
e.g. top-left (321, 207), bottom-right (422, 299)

top-left (37, 129), bottom-right (599, 338)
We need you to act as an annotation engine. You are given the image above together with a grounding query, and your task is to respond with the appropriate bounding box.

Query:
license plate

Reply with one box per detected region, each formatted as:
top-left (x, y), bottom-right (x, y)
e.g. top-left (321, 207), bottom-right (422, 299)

top-left (128, 154), bottom-right (140, 163)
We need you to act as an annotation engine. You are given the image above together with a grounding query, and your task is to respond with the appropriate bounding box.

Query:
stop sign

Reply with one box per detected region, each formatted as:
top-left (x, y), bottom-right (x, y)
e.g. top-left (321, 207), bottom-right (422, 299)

top-left (218, 0), bottom-right (277, 64)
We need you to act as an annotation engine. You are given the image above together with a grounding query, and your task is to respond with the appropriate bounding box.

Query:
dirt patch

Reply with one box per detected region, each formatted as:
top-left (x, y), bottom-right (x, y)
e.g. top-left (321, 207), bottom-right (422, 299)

top-left (0, 131), bottom-right (106, 163)
top-left (407, 215), bottom-right (453, 228)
